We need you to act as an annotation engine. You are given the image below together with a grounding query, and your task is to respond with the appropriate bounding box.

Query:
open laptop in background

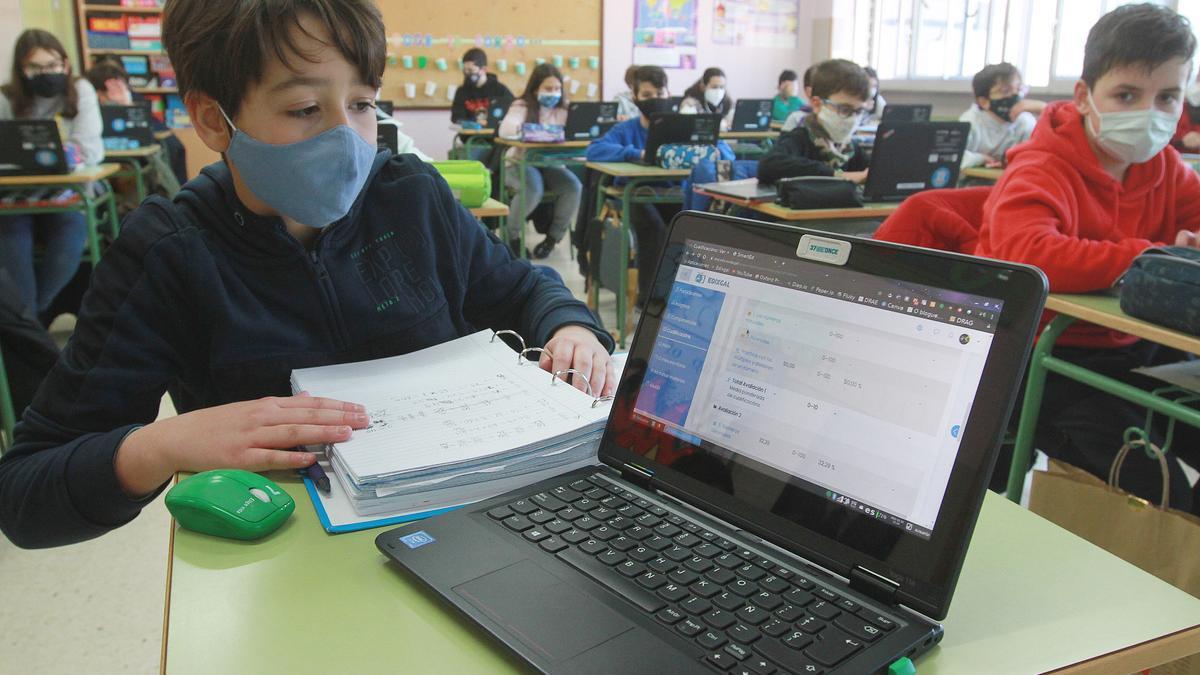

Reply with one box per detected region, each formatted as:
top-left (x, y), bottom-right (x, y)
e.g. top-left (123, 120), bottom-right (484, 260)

top-left (378, 212), bottom-right (1047, 675)
top-left (485, 95), bottom-right (515, 130)
top-left (376, 119), bottom-right (399, 155)
top-left (730, 99), bottom-right (773, 132)
top-left (642, 113), bottom-right (723, 166)
top-left (881, 104), bottom-right (933, 124)
top-left (376, 99), bottom-right (395, 116)
top-left (862, 121), bottom-right (970, 202)
top-left (566, 102), bottom-right (619, 141)
top-left (0, 119), bottom-right (69, 176)
top-left (100, 103), bottom-right (155, 151)
top-left (668, 96), bottom-right (684, 113)
top-left (694, 177), bottom-right (777, 204)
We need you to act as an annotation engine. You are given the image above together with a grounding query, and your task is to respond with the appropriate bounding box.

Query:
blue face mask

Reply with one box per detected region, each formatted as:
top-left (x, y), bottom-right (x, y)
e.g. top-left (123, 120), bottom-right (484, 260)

top-left (537, 93), bottom-right (562, 109)
top-left (219, 107), bottom-right (377, 228)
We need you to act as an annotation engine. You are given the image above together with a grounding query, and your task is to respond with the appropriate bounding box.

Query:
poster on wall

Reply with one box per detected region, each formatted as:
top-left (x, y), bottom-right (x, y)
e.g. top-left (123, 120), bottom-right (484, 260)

top-left (712, 0), bottom-right (799, 49)
top-left (633, 0), bottom-right (698, 70)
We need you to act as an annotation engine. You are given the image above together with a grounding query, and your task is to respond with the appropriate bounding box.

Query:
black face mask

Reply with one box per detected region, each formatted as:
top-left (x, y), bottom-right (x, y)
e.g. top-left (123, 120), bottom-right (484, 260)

top-left (24, 73), bottom-right (69, 98)
top-left (988, 94), bottom-right (1021, 122)
top-left (635, 97), bottom-right (673, 118)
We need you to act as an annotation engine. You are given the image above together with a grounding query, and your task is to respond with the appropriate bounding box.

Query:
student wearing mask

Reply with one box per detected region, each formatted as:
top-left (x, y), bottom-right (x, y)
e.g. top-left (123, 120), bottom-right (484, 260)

top-left (450, 48), bottom-right (513, 124)
top-left (772, 69), bottom-right (804, 123)
top-left (863, 66), bottom-right (886, 122)
top-left (498, 64), bottom-right (582, 258)
top-left (614, 64), bottom-right (640, 121)
top-left (680, 67), bottom-right (733, 129)
top-left (0, 0), bottom-right (614, 549)
top-left (959, 62), bottom-right (1041, 168)
top-left (977, 3), bottom-right (1200, 511)
top-left (781, 65), bottom-right (816, 131)
top-left (586, 65), bottom-right (733, 306)
top-left (758, 59), bottom-right (871, 185)
top-left (0, 29), bottom-right (103, 317)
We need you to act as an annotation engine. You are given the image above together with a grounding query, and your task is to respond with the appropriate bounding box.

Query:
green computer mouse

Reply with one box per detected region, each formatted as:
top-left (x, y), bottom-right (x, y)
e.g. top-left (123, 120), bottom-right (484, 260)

top-left (165, 469), bottom-right (295, 540)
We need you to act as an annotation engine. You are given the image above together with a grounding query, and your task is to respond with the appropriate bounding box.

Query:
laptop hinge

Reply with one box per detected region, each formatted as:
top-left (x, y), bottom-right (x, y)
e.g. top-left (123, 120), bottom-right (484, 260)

top-left (849, 566), bottom-right (900, 605)
top-left (619, 462), bottom-right (655, 490)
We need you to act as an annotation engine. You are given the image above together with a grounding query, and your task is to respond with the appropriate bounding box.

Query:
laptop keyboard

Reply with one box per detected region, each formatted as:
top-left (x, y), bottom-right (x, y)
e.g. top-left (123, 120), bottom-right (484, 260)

top-left (484, 472), bottom-right (902, 674)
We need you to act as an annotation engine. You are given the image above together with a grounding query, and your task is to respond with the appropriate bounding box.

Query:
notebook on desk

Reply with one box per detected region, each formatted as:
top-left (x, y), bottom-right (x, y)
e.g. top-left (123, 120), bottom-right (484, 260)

top-left (378, 212), bottom-right (1048, 674)
top-left (695, 177), bottom-right (777, 203)
top-left (0, 119), bottom-right (69, 176)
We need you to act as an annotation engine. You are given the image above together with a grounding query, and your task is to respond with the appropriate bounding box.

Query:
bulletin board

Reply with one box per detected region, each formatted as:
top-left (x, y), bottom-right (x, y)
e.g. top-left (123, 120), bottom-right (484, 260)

top-left (376, 0), bottom-right (604, 109)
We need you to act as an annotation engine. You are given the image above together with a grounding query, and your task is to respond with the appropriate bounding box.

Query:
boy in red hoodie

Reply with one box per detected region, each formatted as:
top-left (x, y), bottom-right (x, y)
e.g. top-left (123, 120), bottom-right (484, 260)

top-left (977, 3), bottom-right (1200, 512)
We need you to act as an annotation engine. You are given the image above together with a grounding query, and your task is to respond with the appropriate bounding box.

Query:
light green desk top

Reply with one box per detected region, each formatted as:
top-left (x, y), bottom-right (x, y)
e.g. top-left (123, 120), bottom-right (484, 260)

top-left (164, 481), bottom-right (1200, 673)
top-left (1047, 293), bottom-right (1200, 357)
top-left (749, 200), bottom-right (901, 222)
top-left (104, 144), bottom-right (162, 160)
top-left (584, 162), bottom-right (691, 179)
top-left (0, 162), bottom-right (120, 187)
top-left (960, 167), bottom-right (1004, 182)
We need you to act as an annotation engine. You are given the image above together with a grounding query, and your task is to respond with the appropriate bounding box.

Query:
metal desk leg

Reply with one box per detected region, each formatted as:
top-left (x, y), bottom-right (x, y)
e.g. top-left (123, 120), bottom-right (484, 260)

top-left (619, 180), bottom-right (637, 349)
top-left (1006, 315), bottom-right (1074, 502)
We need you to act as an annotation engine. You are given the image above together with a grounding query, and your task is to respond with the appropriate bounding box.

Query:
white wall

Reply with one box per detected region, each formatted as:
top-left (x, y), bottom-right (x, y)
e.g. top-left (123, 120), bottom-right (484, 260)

top-left (0, 0), bottom-right (23, 79)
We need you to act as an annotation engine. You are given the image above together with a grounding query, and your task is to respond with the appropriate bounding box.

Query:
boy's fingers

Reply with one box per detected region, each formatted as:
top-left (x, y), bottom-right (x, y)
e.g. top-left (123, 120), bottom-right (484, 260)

top-left (588, 354), bottom-right (607, 398)
top-left (252, 424), bottom-right (352, 450)
top-left (268, 407), bottom-right (370, 429)
top-left (601, 361), bottom-right (617, 397)
top-left (550, 342), bottom-right (575, 385)
top-left (276, 396), bottom-right (365, 412)
top-left (242, 448), bottom-right (316, 471)
top-left (571, 350), bottom-right (594, 394)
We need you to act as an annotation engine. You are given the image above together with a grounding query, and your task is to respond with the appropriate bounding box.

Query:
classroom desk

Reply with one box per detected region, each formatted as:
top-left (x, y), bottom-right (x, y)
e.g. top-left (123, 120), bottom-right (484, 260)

top-left (154, 130), bottom-right (174, 141)
top-left (719, 131), bottom-right (780, 140)
top-left (494, 138), bottom-right (592, 257)
top-left (0, 163), bottom-right (121, 267)
top-left (161, 482), bottom-right (1200, 674)
top-left (585, 161), bottom-right (691, 348)
top-left (1181, 153), bottom-right (1200, 172)
top-left (105, 144), bottom-right (162, 204)
top-left (960, 167), bottom-right (1003, 182)
top-left (720, 130), bottom-right (779, 159)
top-left (692, 185), bottom-right (774, 209)
top-left (468, 197), bottom-right (509, 218)
top-left (1006, 293), bottom-right (1200, 502)
top-left (745, 200), bottom-right (901, 238)
top-left (451, 127), bottom-right (497, 160)
top-left (769, 120), bottom-right (785, 131)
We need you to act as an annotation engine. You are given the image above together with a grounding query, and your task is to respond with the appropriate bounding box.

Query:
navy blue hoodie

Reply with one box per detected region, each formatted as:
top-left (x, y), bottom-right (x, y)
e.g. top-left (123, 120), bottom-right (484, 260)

top-left (0, 151), bottom-right (612, 548)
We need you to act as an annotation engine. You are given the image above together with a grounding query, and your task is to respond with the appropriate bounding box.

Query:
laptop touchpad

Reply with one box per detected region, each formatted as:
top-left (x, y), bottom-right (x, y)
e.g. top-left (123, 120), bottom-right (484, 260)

top-left (453, 560), bottom-right (634, 661)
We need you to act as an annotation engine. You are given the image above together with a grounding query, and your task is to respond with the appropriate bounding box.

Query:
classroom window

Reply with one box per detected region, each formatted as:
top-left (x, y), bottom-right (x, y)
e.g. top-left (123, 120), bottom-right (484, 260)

top-left (834, 0), bottom-right (1175, 90)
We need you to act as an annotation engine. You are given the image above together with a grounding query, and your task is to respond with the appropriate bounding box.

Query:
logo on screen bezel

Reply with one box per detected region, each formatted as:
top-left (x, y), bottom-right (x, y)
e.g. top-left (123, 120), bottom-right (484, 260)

top-left (797, 234), bottom-right (851, 266)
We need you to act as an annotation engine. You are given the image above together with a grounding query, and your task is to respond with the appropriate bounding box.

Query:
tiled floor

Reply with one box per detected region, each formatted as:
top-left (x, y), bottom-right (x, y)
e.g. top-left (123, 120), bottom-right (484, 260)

top-left (0, 221), bottom-right (629, 674)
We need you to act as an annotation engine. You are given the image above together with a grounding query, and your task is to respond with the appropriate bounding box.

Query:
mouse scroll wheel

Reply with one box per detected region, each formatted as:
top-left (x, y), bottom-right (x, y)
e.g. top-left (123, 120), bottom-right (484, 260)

top-left (250, 488), bottom-right (271, 503)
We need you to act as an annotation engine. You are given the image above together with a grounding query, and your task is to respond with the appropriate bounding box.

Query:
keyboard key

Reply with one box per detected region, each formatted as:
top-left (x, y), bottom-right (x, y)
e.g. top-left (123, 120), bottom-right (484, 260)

top-left (635, 512), bottom-right (660, 528)
top-left (669, 569), bottom-right (699, 585)
top-left (625, 525), bottom-right (653, 540)
top-left (544, 519), bottom-right (571, 534)
top-left (590, 525), bottom-right (618, 541)
top-left (572, 498), bottom-right (597, 511)
top-left (736, 549), bottom-right (757, 561)
top-left (531, 492), bottom-right (568, 512)
top-left (682, 522), bottom-right (702, 533)
top-left (735, 604), bottom-right (769, 626)
top-left (835, 598), bottom-right (860, 613)
top-left (728, 622), bottom-right (762, 644)
top-left (698, 530), bottom-right (718, 542)
top-left (486, 505), bottom-right (513, 520)
top-left (703, 609), bottom-right (737, 629)
top-left (783, 630), bottom-right (813, 651)
top-left (728, 579), bottom-right (758, 597)
top-left (784, 588), bottom-right (814, 607)
top-left (667, 514), bottom-right (686, 525)
top-left (774, 567), bottom-right (795, 580)
top-left (695, 543), bottom-right (722, 558)
top-left (834, 615), bottom-right (884, 642)
top-left (745, 655), bottom-right (777, 675)
top-left (674, 532), bottom-right (702, 548)
top-left (644, 535), bottom-right (673, 551)
top-left (706, 650), bottom-right (736, 670)
top-left (808, 601), bottom-right (840, 621)
top-left (658, 582), bottom-right (689, 602)
top-left (633, 497), bottom-right (653, 509)
top-left (567, 479), bottom-right (591, 492)
top-left (549, 486), bottom-right (581, 503)
top-left (556, 507), bottom-right (583, 522)
top-left (606, 516), bottom-right (633, 530)
top-left (522, 528), bottom-right (550, 543)
top-left (609, 536), bottom-right (637, 552)
top-left (690, 579), bottom-right (721, 598)
top-left (706, 567), bottom-right (736, 585)
top-left (697, 630), bottom-right (727, 650)
top-left (502, 515), bottom-right (533, 532)
top-left (796, 615), bottom-right (826, 634)
top-left (616, 561), bottom-right (645, 577)
top-left (792, 574), bottom-right (816, 590)
top-left (753, 558), bottom-right (774, 571)
top-left (774, 604), bottom-right (804, 622)
top-left (654, 523), bottom-right (682, 538)
top-left (590, 506), bottom-right (616, 520)
top-left (677, 618), bottom-right (704, 637)
top-left (664, 545), bottom-right (691, 562)
top-left (628, 546), bottom-right (656, 563)
top-left (856, 610), bottom-right (897, 632)
top-left (555, 547), bottom-right (664, 613)
top-left (583, 487), bottom-right (608, 500)
top-left (538, 536), bottom-right (567, 553)
top-left (572, 516), bottom-right (599, 531)
top-left (527, 510), bottom-right (555, 525)
top-left (616, 503), bottom-right (644, 519)
top-left (578, 538), bottom-right (607, 555)
top-left (648, 556), bottom-right (675, 573)
top-left (685, 556), bottom-right (714, 574)
top-left (736, 565), bottom-right (767, 582)
top-left (714, 537), bottom-right (737, 551)
top-left (656, 607), bottom-right (685, 625)
top-left (804, 629), bottom-right (863, 666)
top-left (681, 596), bottom-right (713, 615)
top-left (596, 549), bottom-right (625, 566)
top-left (507, 499), bottom-right (538, 515)
top-left (754, 637), bottom-right (824, 675)
top-left (760, 575), bottom-right (789, 594)
top-left (636, 570), bottom-right (668, 590)
top-left (751, 591), bottom-right (783, 611)
top-left (561, 528), bottom-right (589, 544)
top-left (725, 642), bottom-right (752, 661)
top-left (714, 553), bottom-right (742, 569)
top-left (760, 619), bottom-right (789, 638)
top-left (815, 588), bottom-right (839, 603)
top-left (600, 496), bottom-right (628, 511)
top-left (713, 591), bottom-right (744, 611)
top-left (649, 505), bottom-right (668, 516)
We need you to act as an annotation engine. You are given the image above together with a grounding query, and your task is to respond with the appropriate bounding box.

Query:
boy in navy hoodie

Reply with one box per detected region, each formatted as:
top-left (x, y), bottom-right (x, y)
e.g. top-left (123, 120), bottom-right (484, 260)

top-left (0, 0), bottom-right (614, 548)
top-left (586, 65), bottom-right (733, 305)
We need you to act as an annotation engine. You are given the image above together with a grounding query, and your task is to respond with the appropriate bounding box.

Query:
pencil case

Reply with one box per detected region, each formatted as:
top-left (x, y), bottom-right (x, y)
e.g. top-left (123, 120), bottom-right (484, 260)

top-left (1119, 246), bottom-right (1200, 336)
top-left (430, 160), bottom-right (492, 208)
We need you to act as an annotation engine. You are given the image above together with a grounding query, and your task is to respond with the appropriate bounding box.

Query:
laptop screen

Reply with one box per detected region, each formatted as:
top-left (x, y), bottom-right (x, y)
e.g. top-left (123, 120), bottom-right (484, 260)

top-left (631, 239), bottom-right (1001, 540)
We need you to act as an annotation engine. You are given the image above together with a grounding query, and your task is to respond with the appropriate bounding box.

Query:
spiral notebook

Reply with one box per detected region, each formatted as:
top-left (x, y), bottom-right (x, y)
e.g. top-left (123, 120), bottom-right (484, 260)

top-left (291, 329), bottom-right (624, 532)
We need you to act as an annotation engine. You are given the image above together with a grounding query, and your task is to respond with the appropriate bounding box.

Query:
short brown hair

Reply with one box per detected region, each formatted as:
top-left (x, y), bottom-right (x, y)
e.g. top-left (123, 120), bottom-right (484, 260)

top-left (972, 63), bottom-right (1020, 99)
top-left (809, 59), bottom-right (870, 101)
top-left (1082, 3), bottom-right (1195, 88)
top-left (162, 0), bottom-right (386, 116)
top-left (85, 58), bottom-right (128, 93)
top-left (633, 65), bottom-right (668, 91)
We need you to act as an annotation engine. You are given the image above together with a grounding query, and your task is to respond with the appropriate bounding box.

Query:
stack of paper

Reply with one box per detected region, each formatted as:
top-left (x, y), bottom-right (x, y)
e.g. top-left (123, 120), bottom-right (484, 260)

top-left (291, 330), bottom-right (622, 529)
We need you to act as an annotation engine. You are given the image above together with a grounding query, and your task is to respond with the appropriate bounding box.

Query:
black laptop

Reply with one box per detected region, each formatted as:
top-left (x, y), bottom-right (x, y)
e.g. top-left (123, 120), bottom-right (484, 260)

top-left (378, 212), bottom-right (1047, 675)
top-left (100, 102), bottom-right (155, 151)
top-left (862, 121), bottom-right (970, 202)
top-left (485, 95), bottom-right (515, 130)
top-left (880, 104), bottom-right (933, 124)
top-left (377, 120), bottom-right (399, 155)
top-left (376, 99), bottom-right (395, 115)
top-left (0, 119), bottom-right (69, 176)
top-left (731, 99), bottom-right (773, 132)
top-left (565, 101), bottom-right (619, 140)
top-left (642, 113), bottom-right (723, 166)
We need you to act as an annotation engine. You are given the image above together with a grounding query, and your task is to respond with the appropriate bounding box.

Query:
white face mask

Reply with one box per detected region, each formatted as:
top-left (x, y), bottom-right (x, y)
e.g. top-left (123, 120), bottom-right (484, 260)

top-left (1086, 90), bottom-right (1177, 164)
top-left (704, 87), bottom-right (725, 107)
top-left (817, 105), bottom-right (859, 145)
top-left (1187, 82), bottom-right (1200, 107)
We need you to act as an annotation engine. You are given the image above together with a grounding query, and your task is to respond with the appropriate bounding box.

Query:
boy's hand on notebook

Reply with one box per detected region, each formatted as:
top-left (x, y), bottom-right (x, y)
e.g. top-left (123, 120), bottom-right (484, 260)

top-left (113, 395), bottom-right (369, 498)
top-left (542, 326), bottom-right (616, 398)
